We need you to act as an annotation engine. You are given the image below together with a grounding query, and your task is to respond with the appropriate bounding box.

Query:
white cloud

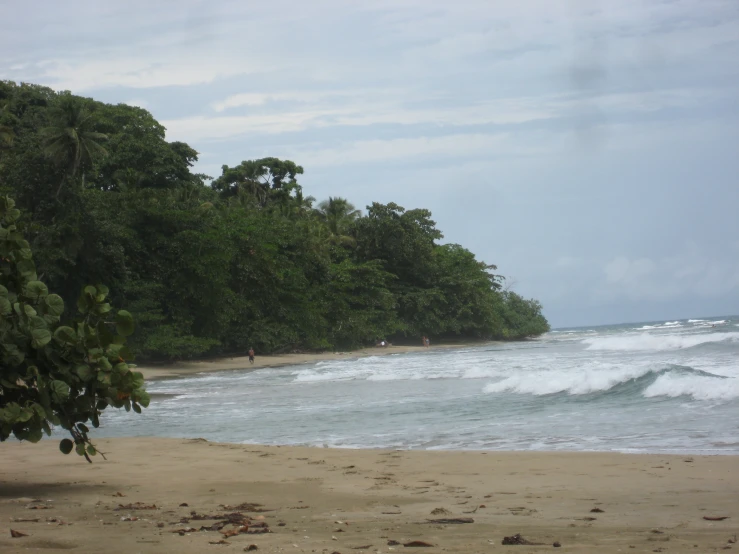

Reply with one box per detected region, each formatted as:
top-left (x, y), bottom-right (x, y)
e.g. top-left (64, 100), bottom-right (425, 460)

top-left (289, 133), bottom-right (512, 167)
top-left (168, 86), bottom-right (716, 145)
top-left (597, 246), bottom-right (739, 302)
top-left (17, 54), bottom-right (267, 92)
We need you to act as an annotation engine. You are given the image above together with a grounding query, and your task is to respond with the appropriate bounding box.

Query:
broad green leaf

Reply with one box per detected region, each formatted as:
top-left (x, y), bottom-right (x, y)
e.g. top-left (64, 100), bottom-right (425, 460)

top-left (25, 427), bottom-right (43, 443)
top-left (31, 403), bottom-right (45, 418)
top-left (95, 302), bottom-right (111, 315)
top-left (49, 380), bottom-right (70, 401)
top-left (115, 310), bottom-right (135, 337)
top-left (31, 328), bottom-right (52, 348)
top-left (29, 315), bottom-right (47, 329)
top-left (95, 284), bottom-right (109, 301)
top-left (0, 297), bottom-right (11, 315)
top-left (54, 326), bottom-right (77, 345)
top-left (136, 390), bottom-right (151, 408)
top-left (76, 292), bottom-right (89, 314)
top-left (131, 371), bottom-right (145, 390)
top-left (0, 403), bottom-right (22, 424)
top-left (24, 280), bottom-right (48, 298)
top-left (75, 364), bottom-right (93, 381)
top-left (16, 408), bottom-right (33, 422)
top-left (45, 294), bottom-right (64, 316)
top-left (16, 259), bottom-right (36, 279)
top-left (2, 343), bottom-right (25, 366)
top-left (113, 362), bottom-right (129, 375)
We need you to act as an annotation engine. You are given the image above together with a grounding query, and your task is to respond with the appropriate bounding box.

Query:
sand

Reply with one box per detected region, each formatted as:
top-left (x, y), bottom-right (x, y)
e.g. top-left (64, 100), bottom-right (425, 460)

top-left (1, 438), bottom-right (737, 553)
top-left (135, 343), bottom-right (472, 381)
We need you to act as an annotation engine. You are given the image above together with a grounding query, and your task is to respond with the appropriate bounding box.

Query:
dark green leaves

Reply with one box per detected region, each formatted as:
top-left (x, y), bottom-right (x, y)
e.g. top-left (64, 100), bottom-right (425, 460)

top-left (31, 328), bottom-right (52, 348)
top-left (24, 280), bottom-right (48, 298)
top-left (54, 326), bottom-right (77, 345)
top-left (0, 194), bottom-right (147, 460)
top-left (59, 438), bottom-right (74, 454)
top-left (45, 294), bottom-right (64, 316)
top-left (115, 310), bottom-right (134, 336)
top-left (50, 380), bottom-right (70, 401)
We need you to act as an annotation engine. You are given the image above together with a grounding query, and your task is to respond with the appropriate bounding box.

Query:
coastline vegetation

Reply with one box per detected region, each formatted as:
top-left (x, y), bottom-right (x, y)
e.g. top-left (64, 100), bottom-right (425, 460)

top-left (0, 81), bottom-right (549, 363)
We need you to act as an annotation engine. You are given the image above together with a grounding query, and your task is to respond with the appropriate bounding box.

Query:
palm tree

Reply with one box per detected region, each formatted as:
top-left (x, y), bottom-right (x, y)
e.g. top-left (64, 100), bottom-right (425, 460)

top-left (40, 96), bottom-right (108, 198)
top-left (316, 197), bottom-right (361, 246)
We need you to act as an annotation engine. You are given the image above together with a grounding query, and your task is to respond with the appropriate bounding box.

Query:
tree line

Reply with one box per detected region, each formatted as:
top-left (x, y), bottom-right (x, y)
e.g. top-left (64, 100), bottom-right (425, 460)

top-left (0, 80), bottom-right (549, 362)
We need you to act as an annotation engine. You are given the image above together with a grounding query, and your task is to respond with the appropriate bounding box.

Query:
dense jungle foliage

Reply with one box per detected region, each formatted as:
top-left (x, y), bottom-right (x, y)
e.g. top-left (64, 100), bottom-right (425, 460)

top-left (0, 81), bottom-right (549, 362)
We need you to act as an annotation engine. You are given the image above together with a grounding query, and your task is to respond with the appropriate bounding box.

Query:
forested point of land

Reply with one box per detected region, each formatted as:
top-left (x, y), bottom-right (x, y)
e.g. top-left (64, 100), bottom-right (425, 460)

top-left (0, 81), bottom-right (549, 361)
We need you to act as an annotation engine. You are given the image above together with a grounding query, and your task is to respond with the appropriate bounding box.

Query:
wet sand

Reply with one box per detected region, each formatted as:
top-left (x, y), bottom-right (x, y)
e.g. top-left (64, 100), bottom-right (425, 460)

top-left (1, 438), bottom-right (737, 553)
top-left (136, 343), bottom-right (478, 381)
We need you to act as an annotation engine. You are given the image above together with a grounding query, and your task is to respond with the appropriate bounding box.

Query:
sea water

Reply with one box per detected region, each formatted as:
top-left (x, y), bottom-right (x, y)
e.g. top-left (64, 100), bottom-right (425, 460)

top-left (99, 316), bottom-right (739, 454)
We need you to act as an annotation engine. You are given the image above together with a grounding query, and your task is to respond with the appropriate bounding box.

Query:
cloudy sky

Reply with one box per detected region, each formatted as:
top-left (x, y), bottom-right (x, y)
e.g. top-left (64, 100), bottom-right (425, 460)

top-left (2, 0), bottom-right (738, 327)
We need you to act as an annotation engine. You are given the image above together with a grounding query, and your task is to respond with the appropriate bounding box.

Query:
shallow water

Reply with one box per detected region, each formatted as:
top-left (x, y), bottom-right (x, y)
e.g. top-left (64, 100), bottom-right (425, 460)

top-left (99, 315), bottom-right (739, 454)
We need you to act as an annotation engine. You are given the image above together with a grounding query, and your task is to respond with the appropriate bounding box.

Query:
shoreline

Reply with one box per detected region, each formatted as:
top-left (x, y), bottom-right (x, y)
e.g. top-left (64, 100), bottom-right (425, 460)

top-left (135, 341), bottom-right (493, 381)
top-left (1, 437), bottom-right (736, 553)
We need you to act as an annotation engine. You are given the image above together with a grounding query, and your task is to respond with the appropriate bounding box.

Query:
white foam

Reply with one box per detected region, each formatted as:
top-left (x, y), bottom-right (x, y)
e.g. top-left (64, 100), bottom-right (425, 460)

top-left (483, 363), bottom-right (655, 396)
top-left (583, 332), bottom-right (739, 352)
top-left (688, 319), bottom-right (706, 323)
top-left (644, 374), bottom-right (739, 401)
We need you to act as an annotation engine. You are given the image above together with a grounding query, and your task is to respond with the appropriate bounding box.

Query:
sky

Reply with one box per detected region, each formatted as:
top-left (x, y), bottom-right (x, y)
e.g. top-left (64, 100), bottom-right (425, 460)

top-left (1, 0), bottom-right (738, 328)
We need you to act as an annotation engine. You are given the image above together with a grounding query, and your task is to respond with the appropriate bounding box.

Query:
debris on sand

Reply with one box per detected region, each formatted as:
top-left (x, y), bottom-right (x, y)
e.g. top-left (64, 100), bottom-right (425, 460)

top-left (430, 507), bottom-right (450, 515)
top-left (501, 534), bottom-right (545, 545)
top-left (114, 503), bottom-right (157, 511)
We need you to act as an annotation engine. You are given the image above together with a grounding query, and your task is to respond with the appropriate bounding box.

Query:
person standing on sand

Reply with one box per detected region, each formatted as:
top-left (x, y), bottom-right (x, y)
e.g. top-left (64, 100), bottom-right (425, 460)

top-left (248, 347), bottom-right (255, 364)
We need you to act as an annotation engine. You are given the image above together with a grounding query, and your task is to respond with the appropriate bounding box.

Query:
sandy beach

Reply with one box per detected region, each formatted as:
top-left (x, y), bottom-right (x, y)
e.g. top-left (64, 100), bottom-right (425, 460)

top-left (136, 343), bottom-right (474, 381)
top-left (1, 438), bottom-right (736, 553)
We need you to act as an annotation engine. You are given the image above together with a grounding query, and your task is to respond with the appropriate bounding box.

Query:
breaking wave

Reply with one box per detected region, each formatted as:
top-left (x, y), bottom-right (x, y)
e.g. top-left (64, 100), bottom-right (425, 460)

top-left (583, 332), bottom-right (739, 352)
top-left (483, 364), bottom-right (735, 401)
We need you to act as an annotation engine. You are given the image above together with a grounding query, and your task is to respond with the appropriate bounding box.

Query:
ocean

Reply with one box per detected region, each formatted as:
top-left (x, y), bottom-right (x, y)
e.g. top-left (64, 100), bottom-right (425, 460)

top-left (99, 316), bottom-right (739, 454)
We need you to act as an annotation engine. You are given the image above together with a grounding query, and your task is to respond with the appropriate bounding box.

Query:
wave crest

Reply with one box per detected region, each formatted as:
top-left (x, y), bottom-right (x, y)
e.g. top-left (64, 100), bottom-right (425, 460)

top-left (583, 332), bottom-right (739, 352)
top-left (482, 364), bottom-right (735, 401)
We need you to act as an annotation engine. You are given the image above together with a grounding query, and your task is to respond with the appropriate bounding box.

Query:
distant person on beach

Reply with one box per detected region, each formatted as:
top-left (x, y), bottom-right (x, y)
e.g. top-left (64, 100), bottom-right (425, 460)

top-left (248, 347), bottom-right (255, 364)
top-left (425, 337), bottom-right (430, 347)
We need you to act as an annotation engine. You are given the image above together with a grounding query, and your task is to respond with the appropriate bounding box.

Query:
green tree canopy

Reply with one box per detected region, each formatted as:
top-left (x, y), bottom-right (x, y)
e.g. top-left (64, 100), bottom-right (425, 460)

top-left (0, 80), bottom-right (550, 366)
top-left (0, 196), bottom-right (148, 460)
